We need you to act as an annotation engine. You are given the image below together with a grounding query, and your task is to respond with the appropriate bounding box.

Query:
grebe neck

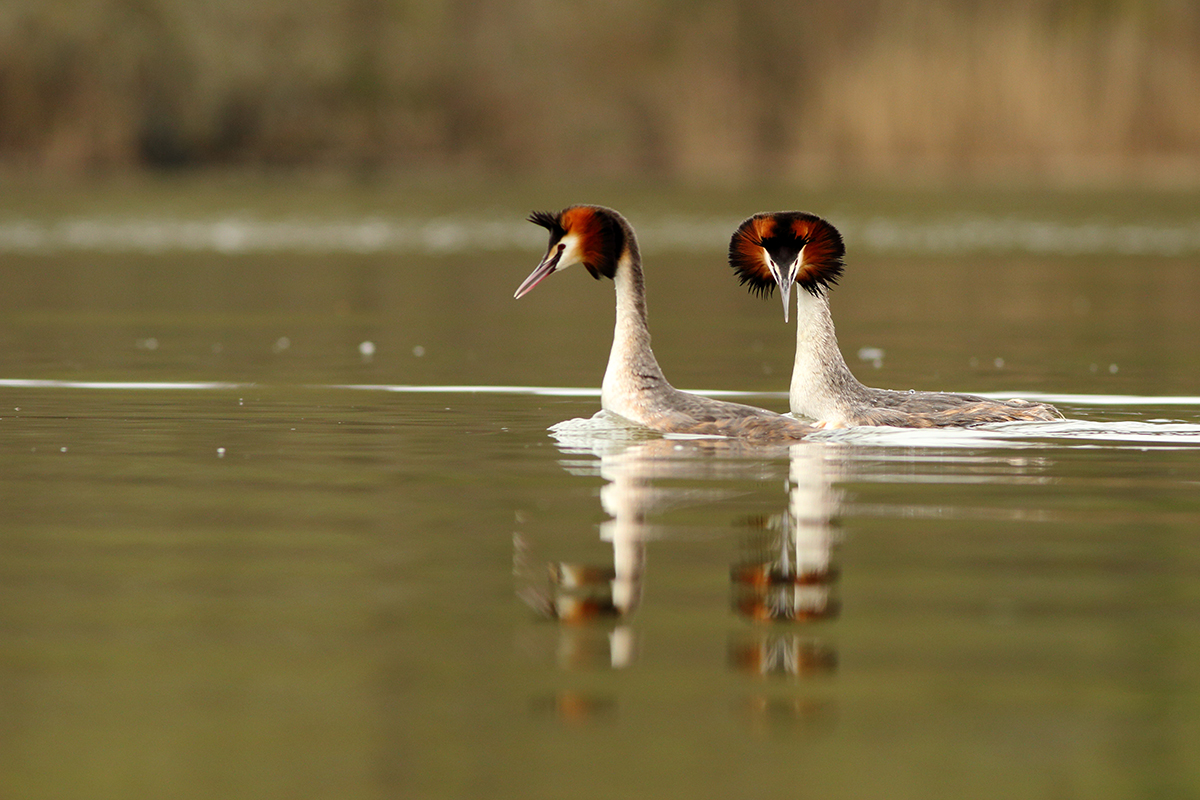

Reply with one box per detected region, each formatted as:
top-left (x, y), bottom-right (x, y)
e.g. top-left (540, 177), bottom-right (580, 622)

top-left (789, 289), bottom-right (869, 424)
top-left (601, 252), bottom-right (671, 421)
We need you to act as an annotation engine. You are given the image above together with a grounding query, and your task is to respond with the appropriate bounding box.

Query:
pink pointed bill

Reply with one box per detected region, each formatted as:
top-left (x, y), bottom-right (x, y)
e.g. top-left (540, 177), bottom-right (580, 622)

top-left (769, 254), bottom-right (799, 323)
top-left (777, 277), bottom-right (793, 323)
top-left (514, 244), bottom-right (564, 299)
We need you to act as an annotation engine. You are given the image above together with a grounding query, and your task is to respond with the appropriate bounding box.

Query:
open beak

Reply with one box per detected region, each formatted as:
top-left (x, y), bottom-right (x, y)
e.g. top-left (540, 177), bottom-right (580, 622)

top-left (514, 244), bottom-right (564, 299)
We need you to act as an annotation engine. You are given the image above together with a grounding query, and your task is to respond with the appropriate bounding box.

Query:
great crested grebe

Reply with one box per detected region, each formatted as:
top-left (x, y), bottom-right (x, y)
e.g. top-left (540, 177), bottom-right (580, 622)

top-left (729, 211), bottom-right (1062, 428)
top-left (515, 205), bottom-right (814, 441)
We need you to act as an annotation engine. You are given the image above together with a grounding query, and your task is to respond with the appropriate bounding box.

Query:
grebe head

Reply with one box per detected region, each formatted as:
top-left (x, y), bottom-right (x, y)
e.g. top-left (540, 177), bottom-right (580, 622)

top-left (514, 205), bottom-right (630, 299)
top-left (729, 212), bottom-right (845, 321)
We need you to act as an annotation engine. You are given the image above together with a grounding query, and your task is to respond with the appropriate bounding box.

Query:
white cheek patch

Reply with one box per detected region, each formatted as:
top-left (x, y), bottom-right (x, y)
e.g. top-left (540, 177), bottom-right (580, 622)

top-left (558, 233), bottom-right (585, 270)
top-left (762, 249), bottom-right (777, 277)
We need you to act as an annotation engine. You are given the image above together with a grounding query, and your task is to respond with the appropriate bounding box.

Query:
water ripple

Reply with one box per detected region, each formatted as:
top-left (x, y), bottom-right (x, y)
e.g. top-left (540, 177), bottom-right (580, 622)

top-left (1, 214), bottom-right (1198, 257)
top-left (4, 379), bottom-right (1199, 448)
top-left (4, 378), bottom-right (1200, 406)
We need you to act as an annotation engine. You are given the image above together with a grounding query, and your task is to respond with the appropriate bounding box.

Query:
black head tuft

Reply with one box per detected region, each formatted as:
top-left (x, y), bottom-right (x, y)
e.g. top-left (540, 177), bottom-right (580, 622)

top-left (528, 210), bottom-right (566, 242)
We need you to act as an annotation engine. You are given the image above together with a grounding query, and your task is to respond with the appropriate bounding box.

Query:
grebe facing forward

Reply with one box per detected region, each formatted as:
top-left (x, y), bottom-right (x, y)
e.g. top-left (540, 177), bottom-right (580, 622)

top-left (515, 205), bottom-right (814, 441)
top-left (729, 211), bottom-right (1062, 428)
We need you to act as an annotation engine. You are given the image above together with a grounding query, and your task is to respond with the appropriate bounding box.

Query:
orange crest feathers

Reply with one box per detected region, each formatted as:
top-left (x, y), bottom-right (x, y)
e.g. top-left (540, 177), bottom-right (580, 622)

top-left (529, 205), bottom-right (627, 281)
top-left (729, 212), bottom-right (845, 297)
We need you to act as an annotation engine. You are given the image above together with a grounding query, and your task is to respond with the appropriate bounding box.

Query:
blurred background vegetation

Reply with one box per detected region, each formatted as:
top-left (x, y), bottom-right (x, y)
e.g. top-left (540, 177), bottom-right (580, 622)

top-left (1, 0), bottom-right (1198, 187)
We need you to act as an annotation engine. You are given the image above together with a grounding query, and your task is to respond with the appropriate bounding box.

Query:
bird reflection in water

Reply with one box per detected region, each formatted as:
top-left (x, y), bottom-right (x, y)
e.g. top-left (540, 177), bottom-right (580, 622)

top-left (516, 431), bottom-right (842, 730)
top-left (727, 443), bottom-right (841, 734)
top-left (730, 443), bottom-right (841, 624)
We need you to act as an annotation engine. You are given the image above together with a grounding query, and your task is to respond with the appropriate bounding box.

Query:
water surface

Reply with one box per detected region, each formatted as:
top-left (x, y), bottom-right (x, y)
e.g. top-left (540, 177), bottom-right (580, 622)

top-left (2, 182), bottom-right (1199, 799)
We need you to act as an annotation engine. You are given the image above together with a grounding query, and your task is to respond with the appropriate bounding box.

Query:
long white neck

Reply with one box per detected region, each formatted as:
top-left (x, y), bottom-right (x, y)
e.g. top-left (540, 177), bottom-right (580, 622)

top-left (789, 289), bottom-right (867, 424)
top-left (601, 254), bottom-right (670, 422)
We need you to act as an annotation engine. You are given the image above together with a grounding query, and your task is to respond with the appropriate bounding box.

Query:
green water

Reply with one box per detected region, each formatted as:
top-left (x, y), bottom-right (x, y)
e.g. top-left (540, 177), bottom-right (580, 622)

top-left (2, 180), bottom-right (1199, 799)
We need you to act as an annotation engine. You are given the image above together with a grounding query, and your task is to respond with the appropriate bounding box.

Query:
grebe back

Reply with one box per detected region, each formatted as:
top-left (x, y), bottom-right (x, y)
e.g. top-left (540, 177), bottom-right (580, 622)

top-left (515, 205), bottom-right (814, 441)
top-left (729, 211), bottom-right (1063, 428)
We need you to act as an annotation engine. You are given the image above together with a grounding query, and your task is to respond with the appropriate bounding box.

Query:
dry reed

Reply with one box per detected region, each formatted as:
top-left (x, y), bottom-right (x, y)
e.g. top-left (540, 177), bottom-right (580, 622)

top-left (1, 0), bottom-right (1198, 186)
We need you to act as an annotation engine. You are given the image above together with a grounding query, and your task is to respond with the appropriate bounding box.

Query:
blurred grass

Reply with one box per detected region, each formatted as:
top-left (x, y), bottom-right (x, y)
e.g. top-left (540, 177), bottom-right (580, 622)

top-left (1, 0), bottom-right (1199, 187)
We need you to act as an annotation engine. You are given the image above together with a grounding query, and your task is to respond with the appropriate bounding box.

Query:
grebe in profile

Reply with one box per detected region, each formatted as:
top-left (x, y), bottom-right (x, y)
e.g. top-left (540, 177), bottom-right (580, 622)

top-left (515, 205), bottom-right (813, 441)
top-left (729, 211), bottom-right (1062, 428)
